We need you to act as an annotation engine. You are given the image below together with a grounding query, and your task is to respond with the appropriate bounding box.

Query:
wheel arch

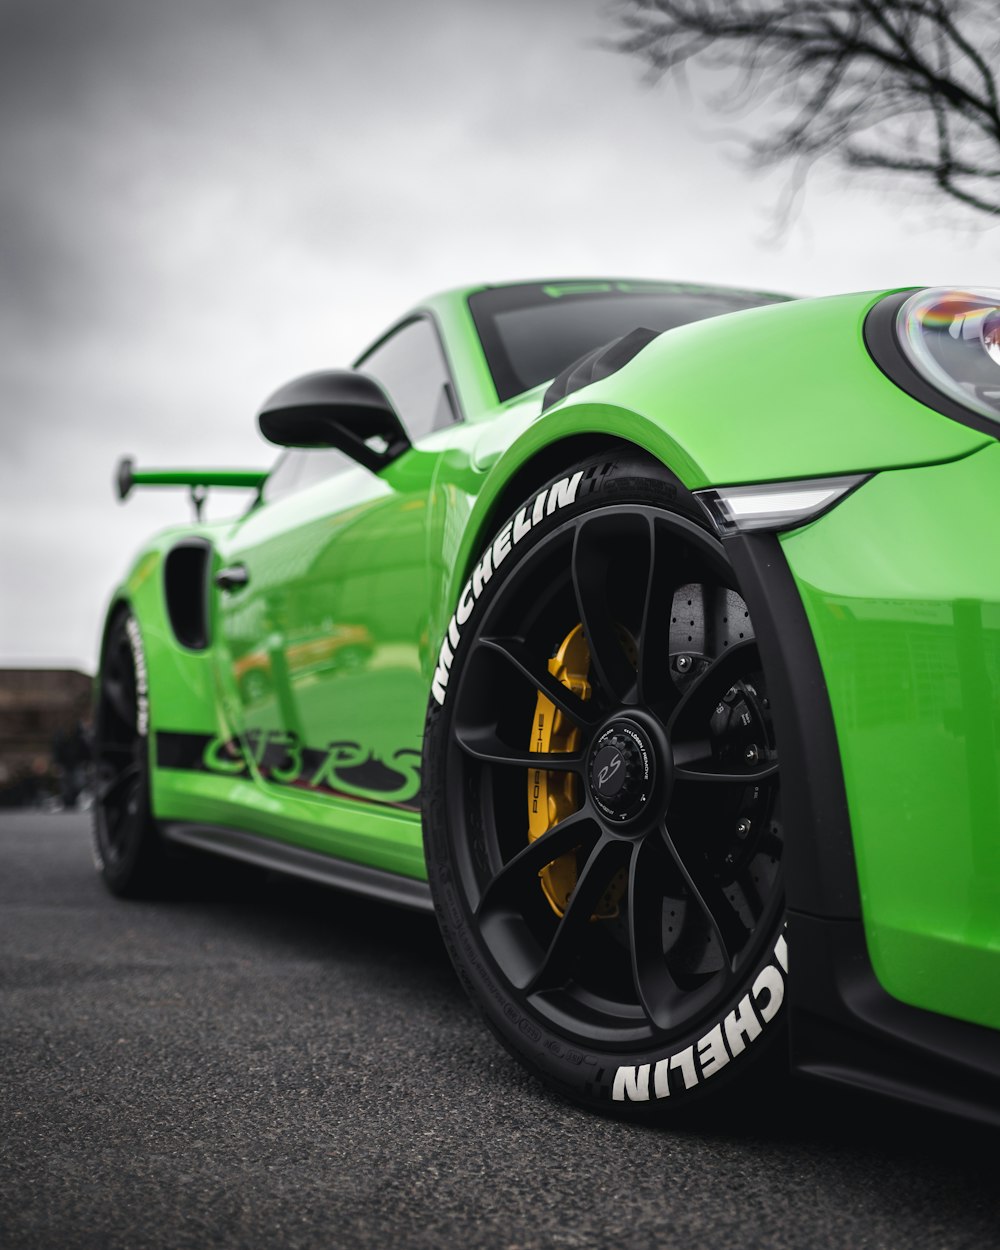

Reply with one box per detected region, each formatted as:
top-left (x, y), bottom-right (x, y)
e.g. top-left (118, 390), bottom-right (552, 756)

top-left (436, 420), bottom-right (864, 928)
top-left (475, 433), bottom-right (657, 551)
top-left (447, 410), bottom-right (702, 621)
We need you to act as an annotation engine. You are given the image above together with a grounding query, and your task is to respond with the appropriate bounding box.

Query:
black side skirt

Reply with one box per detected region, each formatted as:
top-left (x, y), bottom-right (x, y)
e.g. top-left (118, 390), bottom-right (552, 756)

top-left (160, 821), bottom-right (434, 914)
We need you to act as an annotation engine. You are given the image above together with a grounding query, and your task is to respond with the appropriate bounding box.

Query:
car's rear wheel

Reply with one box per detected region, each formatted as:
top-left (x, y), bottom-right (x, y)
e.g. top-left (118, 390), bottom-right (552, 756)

top-left (423, 454), bottom-right (787, 1116)
top-left (92, 610), bottom-right (168, 897)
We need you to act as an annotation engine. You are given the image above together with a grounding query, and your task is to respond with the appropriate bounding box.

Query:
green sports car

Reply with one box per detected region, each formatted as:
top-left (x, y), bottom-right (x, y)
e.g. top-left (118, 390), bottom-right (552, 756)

top-left (95, 278), bottom-right (1000, 1124)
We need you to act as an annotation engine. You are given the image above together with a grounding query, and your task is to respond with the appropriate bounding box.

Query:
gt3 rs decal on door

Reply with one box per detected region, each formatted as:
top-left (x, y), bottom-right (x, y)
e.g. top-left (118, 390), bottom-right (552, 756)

top-left (612, 932), bottom-right (788, 1102)
top-left (155, 730), bottom-right (422, 809)
top-left (431, 471), bottom-right (584, 706)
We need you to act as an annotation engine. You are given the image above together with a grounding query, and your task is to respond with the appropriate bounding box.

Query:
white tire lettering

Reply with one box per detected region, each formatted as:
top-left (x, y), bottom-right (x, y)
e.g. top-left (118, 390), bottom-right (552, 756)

top-left (124, 615), bottom-right (149, 737)
top-left (612, 932), bottom-right (788, 1102)
top-left (724, 993), bottom-right (763, 1058)
top-left (612, 1063), bottom-right (650, 1102)
top-left (653, 1058), bottom-right (671, 1098)
top-left (547, 470), bottom-right (583, 515)
top-left (492, 520), bottom-right (514, 569)
top-left (472, 547), bottom-right (494, 599)
top-left (455, 581), bottom-right (475, 626)
top-left (670, 1045), bottom-right (698, 1090)
top-left (752, 964), bottom-right (785, 1023)
top-left (430, 469), bottom-right (588, 706)
top-left (697, 1023), bottom-right (730, 1080)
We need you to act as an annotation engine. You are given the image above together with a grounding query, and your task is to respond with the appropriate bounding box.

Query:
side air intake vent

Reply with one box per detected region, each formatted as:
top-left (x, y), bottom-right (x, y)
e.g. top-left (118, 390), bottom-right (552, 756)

top-left (541, 326), bottom-right (661, 413)
top-left (164, 540), bottom-right (212, 650)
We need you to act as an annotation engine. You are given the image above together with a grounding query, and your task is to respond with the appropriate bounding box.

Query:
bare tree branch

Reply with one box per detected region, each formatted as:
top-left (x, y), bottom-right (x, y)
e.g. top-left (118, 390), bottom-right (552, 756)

top-left (608, 0), bottom-right (1000, 219)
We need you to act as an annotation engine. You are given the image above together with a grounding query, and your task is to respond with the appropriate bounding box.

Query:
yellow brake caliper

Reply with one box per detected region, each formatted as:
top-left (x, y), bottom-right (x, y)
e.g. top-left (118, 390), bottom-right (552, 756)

top-left (528, 624), bottom-right (626, 920)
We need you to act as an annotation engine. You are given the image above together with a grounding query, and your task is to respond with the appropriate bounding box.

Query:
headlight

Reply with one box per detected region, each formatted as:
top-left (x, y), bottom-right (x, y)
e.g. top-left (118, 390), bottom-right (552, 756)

top-left (897, 288), bottom-right (1000, 422)
top-left (866, 287), bottom-right (1000, 434)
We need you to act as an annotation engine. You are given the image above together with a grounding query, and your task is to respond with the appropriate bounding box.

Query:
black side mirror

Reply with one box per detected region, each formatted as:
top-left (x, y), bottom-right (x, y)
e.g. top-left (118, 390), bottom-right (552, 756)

top-left (257, 370), bottom-right (412, 473)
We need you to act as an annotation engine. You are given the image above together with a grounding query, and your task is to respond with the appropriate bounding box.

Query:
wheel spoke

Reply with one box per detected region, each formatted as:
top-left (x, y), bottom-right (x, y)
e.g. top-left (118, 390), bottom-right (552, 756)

top-left (97, 741), bottom-right (133, 759)
top-left (571, 520), bottom-right (637, 706)
top-left (527, 836), bottom-right (628, 992)
top-left (666, 637), bottom-right (760, 739)
top-left (477, 637), bottom-right (598, 728)
top-left (98, 762), bottom-right (140, 806)
top-left (455, 726), bottom-right (585, 773)
top-left (675, 760), bottom-right (778, 785)
top-left (103, 672), bottom-right (136, 729)
top-left (627, 837), bottom-right (683, 1030)
top-left (637, 516), bottom-right (681, 711)
top-left (476, 809), bottom-right (600, 919)
top-left (659, 822), bottom-right (748, 969)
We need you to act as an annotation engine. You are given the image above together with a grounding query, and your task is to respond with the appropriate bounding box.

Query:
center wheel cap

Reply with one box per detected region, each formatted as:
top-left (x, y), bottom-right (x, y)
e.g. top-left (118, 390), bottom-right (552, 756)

top-left (588, 719), bottom-right (656, 824)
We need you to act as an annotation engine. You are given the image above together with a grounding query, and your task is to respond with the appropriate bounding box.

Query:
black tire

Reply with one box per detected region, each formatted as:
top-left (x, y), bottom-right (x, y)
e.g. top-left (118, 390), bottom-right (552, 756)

top-left (91, 609), bottom-right (170, 898)
top-left (422, 453), bottom-right (787, 1117)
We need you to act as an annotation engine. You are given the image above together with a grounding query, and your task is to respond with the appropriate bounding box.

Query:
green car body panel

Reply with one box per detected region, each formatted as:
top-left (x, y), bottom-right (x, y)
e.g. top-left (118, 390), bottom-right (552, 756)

top-left (782, 444), bottom-right (1000, 1032)
top-left (102, 281), bottom-right (999, 1044)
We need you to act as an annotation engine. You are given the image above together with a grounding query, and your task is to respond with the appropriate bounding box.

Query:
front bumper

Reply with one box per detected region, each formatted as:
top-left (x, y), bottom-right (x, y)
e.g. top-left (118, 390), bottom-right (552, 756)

top-left (781, 442), bottom-right (1000, 1034)
top-left (790, 912), bottom-right (1000, 1128)
top-left (726, 443), bottom-right (1000, 1124)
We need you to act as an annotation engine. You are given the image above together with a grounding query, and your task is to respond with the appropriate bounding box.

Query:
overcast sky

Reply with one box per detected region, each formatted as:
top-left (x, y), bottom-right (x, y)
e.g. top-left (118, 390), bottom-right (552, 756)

top-left (2, 0), bottom-right (998, 672)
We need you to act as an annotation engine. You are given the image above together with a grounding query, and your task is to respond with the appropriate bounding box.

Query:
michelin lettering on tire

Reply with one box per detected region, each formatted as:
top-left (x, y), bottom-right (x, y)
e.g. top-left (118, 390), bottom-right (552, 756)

top-left (125, 613), bottom-right (150, 737)
top-left (431, 470), bottom-right (583, 705)
top-left (612, 931), bottom-right (788, 1103)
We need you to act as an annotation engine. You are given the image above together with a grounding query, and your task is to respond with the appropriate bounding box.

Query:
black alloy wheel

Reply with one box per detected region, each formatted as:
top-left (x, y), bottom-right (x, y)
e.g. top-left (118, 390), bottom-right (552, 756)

top-left (423, 456), bottom-right (787, 1115)
top-left (92, 611), bottom-right (166, 896)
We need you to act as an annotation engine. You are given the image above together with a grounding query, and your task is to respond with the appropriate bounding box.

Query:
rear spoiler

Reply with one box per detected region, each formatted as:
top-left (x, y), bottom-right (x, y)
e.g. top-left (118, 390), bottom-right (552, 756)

top-left (115, 457), bottom-right (267, 520)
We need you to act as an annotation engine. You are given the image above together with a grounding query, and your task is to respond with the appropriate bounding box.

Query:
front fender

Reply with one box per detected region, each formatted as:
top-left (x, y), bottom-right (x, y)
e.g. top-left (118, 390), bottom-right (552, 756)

top-left (445, 289), bottom-right (990, 621)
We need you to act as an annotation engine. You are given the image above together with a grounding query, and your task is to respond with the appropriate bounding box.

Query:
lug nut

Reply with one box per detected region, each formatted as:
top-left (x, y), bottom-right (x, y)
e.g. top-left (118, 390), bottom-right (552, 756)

top-left (744, 744), bottom-right (759, 764)
top-left (676, 655), bottom-right (692, 673)
top-left (736, 818), bottom-right (751, 838)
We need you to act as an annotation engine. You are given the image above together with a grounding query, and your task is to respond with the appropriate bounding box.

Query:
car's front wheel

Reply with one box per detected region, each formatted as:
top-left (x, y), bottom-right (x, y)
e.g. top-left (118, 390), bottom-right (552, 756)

top-left (422, 454), bottom-right (787, 1116)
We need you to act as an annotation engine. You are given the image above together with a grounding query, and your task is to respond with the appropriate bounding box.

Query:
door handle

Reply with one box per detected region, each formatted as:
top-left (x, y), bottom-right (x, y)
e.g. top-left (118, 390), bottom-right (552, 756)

top-left (215, 564), bottom-right (250, 592)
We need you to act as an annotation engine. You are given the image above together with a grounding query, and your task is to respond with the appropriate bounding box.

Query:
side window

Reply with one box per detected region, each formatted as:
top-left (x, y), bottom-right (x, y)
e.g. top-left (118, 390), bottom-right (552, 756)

top-left (261, 315), bottom-right (456, 504)
top-left (262, 447), bottom-right (351, 505)
top-left (357, 317), bottom-right (456, 442)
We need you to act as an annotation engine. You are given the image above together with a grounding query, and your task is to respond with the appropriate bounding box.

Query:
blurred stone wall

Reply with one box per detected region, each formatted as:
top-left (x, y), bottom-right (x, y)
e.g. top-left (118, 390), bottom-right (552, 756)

top-left (0, 669), bottom-right (93, 805)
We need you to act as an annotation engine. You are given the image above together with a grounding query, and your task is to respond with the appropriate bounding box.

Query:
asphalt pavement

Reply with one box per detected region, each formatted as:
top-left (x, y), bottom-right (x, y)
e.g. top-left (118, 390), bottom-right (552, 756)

top-left (1, 810), bottom-right (998, 1250)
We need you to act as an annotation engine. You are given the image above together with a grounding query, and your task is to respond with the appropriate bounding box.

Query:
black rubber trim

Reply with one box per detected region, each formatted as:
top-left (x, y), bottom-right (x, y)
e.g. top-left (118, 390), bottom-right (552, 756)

top-left (788, 912), bottom-right (1000, 1128)
top-left (160, 822), bottom-right (434, 913)
top-left (724, 532), bottom-right (861, 920)
top-left (864, 290), bottom-right (1000, 441)
top-left (541, 327), bottom-right (660, 412)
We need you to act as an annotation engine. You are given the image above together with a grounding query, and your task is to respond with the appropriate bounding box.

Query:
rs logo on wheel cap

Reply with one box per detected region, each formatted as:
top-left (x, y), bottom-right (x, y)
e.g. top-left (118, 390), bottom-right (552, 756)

top-left (588, 720), bottom-right (656, 824)
top-left (593, 746), bottom-right (625, 795)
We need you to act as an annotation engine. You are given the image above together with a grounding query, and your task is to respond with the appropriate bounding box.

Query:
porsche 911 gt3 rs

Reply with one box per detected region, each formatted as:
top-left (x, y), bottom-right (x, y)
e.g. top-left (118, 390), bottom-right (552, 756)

top-left (95, 278), bottom-right (1000, 1124)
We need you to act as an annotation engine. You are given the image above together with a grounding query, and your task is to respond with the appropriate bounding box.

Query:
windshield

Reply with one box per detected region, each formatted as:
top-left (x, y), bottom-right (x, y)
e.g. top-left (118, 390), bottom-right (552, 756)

top-left (469, 280), bottom-right (791, 401)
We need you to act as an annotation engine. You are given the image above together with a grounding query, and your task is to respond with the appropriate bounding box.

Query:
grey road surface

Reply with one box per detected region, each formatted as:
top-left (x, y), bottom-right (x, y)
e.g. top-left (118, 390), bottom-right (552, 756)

top-left (1, 811), bottom-right (997, 1250)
